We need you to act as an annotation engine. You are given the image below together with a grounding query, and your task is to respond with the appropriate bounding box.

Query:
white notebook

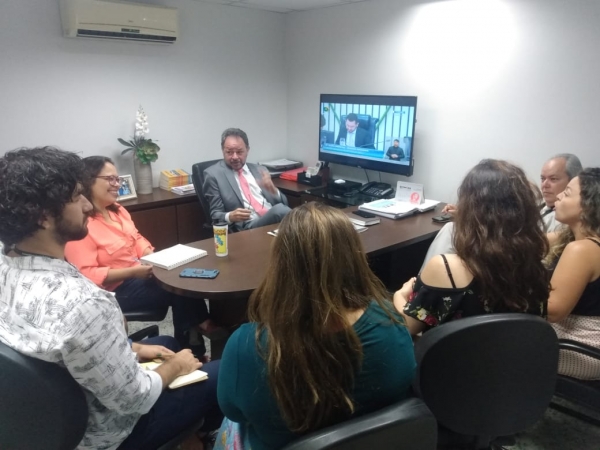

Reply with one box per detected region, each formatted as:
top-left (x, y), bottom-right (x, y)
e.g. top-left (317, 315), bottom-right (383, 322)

top-left (140, 244), bottom-right (207, 270)
top-left (140, 361), bottom-right (208, 389)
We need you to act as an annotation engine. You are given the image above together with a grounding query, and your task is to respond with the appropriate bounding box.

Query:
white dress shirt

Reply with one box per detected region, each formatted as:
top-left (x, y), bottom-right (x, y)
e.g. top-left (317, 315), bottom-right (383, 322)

top-left (225, 164), bottom-right (278, 223)
top-left (0, 244), bottom-right (162, 450)
top-left (346, 129), bottom-right (357, 147)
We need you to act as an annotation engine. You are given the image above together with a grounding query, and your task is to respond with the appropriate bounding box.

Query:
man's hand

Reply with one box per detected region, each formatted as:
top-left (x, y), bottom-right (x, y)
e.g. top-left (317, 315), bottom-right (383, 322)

top-left (442, 204), bottom-right (457, 215)
top-left (133, 343), bottom-right (175, 362)
top-left (153, 349), bottom-right (202, 388)
top-left (258, 169), bottom-right (278, 195)
top-left (390, 154), bottom-right (398, 159)
top-left (131, 265), bottom-right (153, 280)
top-left (229, 208), bottom-right (252, 222)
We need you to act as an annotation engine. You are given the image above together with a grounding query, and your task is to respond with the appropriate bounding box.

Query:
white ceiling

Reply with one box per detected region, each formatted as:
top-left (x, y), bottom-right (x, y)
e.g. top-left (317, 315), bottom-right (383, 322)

top-left (192, 0), bottom-right (369, 14)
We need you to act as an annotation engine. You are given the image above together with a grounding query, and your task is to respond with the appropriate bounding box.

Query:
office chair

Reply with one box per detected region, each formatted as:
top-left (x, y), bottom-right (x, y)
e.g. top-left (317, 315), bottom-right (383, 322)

top-left (413, 313), bottom-right (559, 449)
top-left (549, 339), bottom-right (600, 426)
top-left (0, 340), bottom-right (88, 450)
top-left (282, 397), bottom-right (437, 450)
top-left (124, 307), bottom-right (168, 342)
top-left (192, 159), bottom-right (222, 230)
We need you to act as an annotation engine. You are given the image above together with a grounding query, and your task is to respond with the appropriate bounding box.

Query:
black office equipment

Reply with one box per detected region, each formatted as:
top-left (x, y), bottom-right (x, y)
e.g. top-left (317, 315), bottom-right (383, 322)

top-left (359, 182), bottom-right (394, 198)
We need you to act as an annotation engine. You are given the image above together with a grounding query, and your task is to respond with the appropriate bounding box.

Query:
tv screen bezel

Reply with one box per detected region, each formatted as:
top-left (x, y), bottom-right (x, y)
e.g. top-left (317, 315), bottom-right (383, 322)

top-left (318, 93), bottom-right (417, 177)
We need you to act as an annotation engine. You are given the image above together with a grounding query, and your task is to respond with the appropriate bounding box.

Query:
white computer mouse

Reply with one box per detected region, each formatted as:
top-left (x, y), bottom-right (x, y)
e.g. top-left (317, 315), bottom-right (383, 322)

top-left (334, 179), bottom-right (345, 184)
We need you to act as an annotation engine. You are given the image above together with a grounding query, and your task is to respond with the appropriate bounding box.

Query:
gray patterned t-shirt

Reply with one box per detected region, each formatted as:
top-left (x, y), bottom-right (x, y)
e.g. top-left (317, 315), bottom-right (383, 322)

top-left (0, 245), bottom-right (162, 449)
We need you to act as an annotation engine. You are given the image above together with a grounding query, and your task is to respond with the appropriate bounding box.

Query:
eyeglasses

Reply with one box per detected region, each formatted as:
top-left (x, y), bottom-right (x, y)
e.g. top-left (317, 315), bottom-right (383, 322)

top-left (96, 175), bottom-right (123, 185)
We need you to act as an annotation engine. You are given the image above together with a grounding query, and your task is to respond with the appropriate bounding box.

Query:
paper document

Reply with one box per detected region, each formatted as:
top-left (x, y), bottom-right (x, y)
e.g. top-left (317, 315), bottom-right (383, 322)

top-left (359, 198), bottom-right (440, 219)
top-left (259, 159), bottom-right (302, 168)
top-left (171, 183), bottom-right (195, 195)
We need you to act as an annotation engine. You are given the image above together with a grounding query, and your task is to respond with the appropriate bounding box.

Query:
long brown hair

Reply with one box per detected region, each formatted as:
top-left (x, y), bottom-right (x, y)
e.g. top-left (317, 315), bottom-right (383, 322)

top-left (247, 202), bottom-right (398, 433)
top-left (547, 168), bottom-right (600, 264)
top-left (453, 159), bottom-right (549, 312)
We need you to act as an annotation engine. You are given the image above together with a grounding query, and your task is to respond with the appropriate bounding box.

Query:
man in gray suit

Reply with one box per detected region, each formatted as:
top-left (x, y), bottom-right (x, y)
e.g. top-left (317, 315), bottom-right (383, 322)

top-left (203, 128), bottom-right (291, 231)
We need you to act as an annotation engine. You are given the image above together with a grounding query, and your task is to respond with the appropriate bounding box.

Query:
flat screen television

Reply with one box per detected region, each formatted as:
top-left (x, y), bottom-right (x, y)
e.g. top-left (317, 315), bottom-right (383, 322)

top-left (319, 93), bottom-right (417, 177)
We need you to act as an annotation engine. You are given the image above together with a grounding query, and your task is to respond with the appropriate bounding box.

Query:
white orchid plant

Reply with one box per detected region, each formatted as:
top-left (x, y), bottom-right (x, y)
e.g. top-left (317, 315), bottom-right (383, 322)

top-left (119, 106), bottom-right (160, 164)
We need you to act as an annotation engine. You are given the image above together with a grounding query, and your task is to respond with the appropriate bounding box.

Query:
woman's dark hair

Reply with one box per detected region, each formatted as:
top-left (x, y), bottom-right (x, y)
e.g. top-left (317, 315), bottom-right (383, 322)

top-left (247, 202), bottom-right (401, 434)
top-left (453, 159), bottom-right (550, 313)
top-left (547, 167), bottom-right (600, 263)
top-left (82, 156), bottom-right (119, 215)
top-left (0, 147), bottom-right (85, 247)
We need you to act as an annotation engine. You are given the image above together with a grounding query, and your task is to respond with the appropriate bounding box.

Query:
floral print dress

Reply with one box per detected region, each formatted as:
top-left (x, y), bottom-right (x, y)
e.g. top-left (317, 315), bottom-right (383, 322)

top-left (403, 276), bottom-right (490, 328)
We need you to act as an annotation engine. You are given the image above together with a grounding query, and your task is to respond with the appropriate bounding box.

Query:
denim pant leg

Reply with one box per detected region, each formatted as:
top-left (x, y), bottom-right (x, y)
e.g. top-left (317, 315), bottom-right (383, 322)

top-left (115, 278), bottom-right (209, 345)
top-left (118, 337), bottom-right (223, 449)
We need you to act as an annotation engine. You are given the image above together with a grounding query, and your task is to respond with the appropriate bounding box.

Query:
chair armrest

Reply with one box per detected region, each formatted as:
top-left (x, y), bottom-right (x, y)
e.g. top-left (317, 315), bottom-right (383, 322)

top-left (129, 325), bottom-right (159, 342)
top-left (559, 339), bottom-right (600, 360)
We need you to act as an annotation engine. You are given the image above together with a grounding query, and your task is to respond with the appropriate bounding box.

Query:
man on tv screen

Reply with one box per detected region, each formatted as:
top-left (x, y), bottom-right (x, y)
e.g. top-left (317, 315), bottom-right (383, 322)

top-left (386, 139), bottom-right (405, 160)
top-left (335, 113), bottom-right (373, 149)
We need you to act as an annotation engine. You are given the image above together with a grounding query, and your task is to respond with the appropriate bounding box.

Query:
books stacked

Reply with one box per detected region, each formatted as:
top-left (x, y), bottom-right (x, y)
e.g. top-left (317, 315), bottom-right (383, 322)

top-left (347, 213), bottom-right (381, 227)
top-left (358, 199), bottom-right (440, 220)
top-left (160, 169), bottom-right (192, 191)
top-left (171, 184), bottom-right (195, 196)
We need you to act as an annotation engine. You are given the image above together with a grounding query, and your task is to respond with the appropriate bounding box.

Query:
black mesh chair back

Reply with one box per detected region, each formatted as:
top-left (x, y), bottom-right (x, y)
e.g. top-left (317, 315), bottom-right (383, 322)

top-left (282, 397), bottom-right (437, 450)
top-left (414, 313), bottom-right (558, 447)
top-left (192, 160), bottom-right (222, 229)
top-left (0, 341), bottom-right (88, 450)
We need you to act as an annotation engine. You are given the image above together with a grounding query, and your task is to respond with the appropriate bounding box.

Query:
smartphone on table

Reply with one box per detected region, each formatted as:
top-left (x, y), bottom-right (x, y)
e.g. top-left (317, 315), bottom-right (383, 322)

top-left (179, 268), bottom-right (220, 279)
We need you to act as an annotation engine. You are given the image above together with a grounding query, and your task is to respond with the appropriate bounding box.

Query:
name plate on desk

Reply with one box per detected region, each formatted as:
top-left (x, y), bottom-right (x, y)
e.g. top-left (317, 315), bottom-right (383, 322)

top-left (396, 181), bottom-right (424, 204)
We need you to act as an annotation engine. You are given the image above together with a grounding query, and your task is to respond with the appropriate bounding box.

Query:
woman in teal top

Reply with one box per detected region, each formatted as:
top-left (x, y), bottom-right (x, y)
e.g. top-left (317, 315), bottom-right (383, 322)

top-left (215, 202), bottom-right (416, 450)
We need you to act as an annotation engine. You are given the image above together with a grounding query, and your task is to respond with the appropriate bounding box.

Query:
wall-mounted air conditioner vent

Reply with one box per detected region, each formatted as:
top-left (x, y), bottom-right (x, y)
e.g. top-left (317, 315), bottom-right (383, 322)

top-left (59, 0), bottom-right (178, 44)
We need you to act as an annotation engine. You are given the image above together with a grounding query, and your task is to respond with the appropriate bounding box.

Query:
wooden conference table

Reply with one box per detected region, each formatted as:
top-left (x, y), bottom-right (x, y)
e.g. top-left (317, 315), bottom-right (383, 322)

top-left (153, 205), bottom-right (445, 357)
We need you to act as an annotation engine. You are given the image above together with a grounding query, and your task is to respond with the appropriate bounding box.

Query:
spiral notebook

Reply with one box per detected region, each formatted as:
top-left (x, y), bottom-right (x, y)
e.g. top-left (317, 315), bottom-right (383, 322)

top-left (140, 244), bottom-right (207, 270)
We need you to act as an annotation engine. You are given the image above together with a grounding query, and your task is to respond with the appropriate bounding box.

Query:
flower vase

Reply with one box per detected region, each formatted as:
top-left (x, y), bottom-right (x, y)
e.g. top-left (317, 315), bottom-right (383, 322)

top-left (133, 157), bottom-right (153, 194)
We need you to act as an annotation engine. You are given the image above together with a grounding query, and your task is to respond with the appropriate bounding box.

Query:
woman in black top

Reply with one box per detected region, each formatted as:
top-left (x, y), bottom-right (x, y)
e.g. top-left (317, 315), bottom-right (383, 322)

top-left (394, 159), bottom-right (550, 335)
top-left (546, 168), bottom-right (600, 379)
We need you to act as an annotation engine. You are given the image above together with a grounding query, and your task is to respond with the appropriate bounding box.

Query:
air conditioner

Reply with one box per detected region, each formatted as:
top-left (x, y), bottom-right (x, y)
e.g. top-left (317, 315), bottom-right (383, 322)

top-left (59, 0), bottom-right (178, 44)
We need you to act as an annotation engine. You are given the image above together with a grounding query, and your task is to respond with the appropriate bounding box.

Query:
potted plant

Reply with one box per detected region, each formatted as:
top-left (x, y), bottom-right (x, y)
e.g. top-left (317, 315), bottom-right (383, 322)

top-left (118, 106), bottom-right (160, 194)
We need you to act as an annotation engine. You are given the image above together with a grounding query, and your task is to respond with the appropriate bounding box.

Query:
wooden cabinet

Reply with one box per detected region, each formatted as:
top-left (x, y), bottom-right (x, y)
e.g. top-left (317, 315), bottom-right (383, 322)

top-left (121, 189), bottom-right (209, 251)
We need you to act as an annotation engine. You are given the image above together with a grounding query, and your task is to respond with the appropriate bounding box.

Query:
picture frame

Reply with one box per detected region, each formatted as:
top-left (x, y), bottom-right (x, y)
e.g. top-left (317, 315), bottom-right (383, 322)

top-left (117, 174), bottom-right (137, 201)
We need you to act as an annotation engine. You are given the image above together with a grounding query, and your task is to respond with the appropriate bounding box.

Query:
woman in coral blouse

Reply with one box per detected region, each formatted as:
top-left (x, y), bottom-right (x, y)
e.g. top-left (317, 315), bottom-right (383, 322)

top-left (65, 156), bottom-right (214, 357)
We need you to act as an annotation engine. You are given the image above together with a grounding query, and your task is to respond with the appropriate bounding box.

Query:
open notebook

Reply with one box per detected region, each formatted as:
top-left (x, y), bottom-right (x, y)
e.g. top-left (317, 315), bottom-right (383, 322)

top-left (358, 199), bottom-right (440, 220)
top-left (140, 244), bottom-right (207, 270)
top-left (140, 361), bottom-right (208, 389)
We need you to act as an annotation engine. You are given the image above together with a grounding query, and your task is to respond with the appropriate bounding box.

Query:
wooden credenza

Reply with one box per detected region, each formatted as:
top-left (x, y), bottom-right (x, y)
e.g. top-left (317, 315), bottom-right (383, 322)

top-left (120, 188), bottom-right (210, 251)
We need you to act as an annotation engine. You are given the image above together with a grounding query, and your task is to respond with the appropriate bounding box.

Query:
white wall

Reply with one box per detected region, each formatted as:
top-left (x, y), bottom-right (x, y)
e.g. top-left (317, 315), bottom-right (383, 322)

top-left (285, 0), bottom-right (600, 203)
top-left (0, 0), bottom-right (287, 180)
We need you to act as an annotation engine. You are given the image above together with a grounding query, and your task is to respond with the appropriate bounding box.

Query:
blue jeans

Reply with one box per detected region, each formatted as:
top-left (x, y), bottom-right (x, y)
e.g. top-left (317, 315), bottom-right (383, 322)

top-left (115, 278), bottom-right (209, 352)
top-left (118, 336), bottom-right (223, 449)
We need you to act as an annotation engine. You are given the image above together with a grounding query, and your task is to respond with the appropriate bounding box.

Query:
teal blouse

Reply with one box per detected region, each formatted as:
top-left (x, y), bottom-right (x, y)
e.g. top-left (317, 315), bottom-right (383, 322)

top-left (217, 301), bottom-right (416, 450)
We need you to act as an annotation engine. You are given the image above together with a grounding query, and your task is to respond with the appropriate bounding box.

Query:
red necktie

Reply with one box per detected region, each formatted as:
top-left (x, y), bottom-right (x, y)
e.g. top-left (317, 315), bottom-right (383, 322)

top-left (237, 169), bottom-right (268, 216)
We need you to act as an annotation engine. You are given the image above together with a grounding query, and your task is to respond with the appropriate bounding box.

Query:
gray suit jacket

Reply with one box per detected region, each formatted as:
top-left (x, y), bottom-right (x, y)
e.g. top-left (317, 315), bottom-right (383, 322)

top-left (202, 160), bottom-right (288, 228)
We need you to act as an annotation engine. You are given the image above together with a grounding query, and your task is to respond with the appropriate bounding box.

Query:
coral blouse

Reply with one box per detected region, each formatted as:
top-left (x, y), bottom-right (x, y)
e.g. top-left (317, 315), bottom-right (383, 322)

top-left (65, 204), bottom-right (154, 291)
